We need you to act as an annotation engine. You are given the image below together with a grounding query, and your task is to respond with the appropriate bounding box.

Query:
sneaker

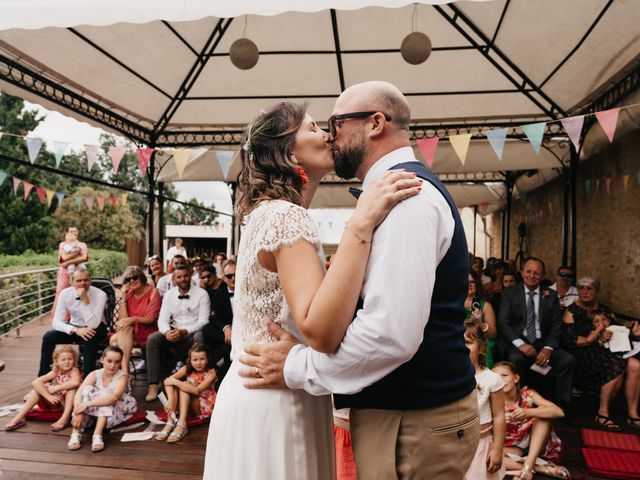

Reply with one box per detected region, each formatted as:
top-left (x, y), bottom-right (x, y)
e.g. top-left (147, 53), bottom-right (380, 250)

top-left (145, 384), bottom-right (160, 402)
top-left (171, 361), bottom-right (184, 374)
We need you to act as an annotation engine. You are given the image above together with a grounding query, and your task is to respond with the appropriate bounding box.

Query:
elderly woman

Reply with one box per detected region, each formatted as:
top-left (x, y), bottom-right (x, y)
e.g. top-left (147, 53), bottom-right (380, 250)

top-left (562, 277), bottom-right (640, 431)
top-left (110, 266), bottom-right (161, 373)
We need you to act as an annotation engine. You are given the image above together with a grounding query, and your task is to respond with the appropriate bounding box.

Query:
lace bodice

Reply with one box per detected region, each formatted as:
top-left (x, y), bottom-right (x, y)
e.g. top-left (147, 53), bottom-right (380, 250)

top-left (231, 200), bottom-right (323, 357)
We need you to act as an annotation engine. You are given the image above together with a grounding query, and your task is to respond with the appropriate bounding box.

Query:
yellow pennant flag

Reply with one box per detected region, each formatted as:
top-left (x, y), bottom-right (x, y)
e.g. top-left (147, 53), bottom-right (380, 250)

top-left (173, 149), bottom-right (191, 179)
top-left (449, 133), bottom-right (472, 165)
top-left (623, 174), bottom-right (629, 192)
top-left (121, 192), bottom-right (129, 206)
top-left (45, 189), bottom-right (56, 207)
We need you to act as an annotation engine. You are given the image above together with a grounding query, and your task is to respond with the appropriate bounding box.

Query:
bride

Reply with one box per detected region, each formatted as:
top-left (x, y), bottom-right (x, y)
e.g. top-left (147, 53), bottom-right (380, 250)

top-left (203, 102), bottom-right (420, 479)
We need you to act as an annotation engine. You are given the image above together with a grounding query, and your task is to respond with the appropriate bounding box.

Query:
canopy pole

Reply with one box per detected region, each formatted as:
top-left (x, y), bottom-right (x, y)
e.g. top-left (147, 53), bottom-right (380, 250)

top-left (147, 148), bottom-right (157, 256)
top-left (230, 183), bottom-right (237, 256)
top-left (504, 173), bottom-right (514, 260)
top-left (570, 148), bottom-right (579, 272)
top-left (158, 181), bottom-right (165, 258)
top-left (472, 205), bottom-right (478, 256)
top-left (500, 198), bottom-right (506, 259)
top-left (561, 167), bottom-right (570, 265)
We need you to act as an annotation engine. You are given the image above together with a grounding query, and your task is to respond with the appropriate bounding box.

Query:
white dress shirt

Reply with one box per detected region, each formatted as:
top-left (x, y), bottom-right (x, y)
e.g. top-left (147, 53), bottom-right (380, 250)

top-left (284, 147), bottom-right (455, 396)
top-left (157, 284), bottom-right (210, 335)
top-left (549, 282), bottom-right (578, 309)
top-left (512, 285), bottom-right (543, 348)
top-left (52, 285), bottom-right (107, 335)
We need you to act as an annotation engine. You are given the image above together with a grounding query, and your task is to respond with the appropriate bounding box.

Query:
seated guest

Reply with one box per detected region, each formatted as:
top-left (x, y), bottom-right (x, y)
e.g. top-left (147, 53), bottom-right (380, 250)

top-left (145, 265), bottom-right (210, 402)
top-left (472, 256), bottom-right (492, 285)
top-left (497, 257), bottom-right (575, 415)
top-left (485, 261), bottom-right (508, 296)
top-left (191, 256), bottom-right (204, 284)
top-left (200, 265), bottom-right (233, 370)
top-left (466, 270), bottom-right (498, 368)
top-left (562, 277), bottom-right (640, 431)
top-left (166, 237), bottom-right (187, 272)
top-left (549, 266), bottom-right (578, 310)
top-left (39, 268), bottom-right (107, 377)
top-left (147, 255), bottom-right (165, 287)
top-left (109, 266), bottom-right (161, 373)
top-left (213, 252), bottom-right (227, 278)
top-left (222, 259), bottom-right (236, 310)
top-left (490, 270), bottom-right (517, 319)
top-left (157, 254), bottom-right (188, 296)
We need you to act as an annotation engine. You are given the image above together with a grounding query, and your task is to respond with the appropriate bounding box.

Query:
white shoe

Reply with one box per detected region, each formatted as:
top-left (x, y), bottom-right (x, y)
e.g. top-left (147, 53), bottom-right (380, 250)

top-left (145, 384), bottom-right (160, 402)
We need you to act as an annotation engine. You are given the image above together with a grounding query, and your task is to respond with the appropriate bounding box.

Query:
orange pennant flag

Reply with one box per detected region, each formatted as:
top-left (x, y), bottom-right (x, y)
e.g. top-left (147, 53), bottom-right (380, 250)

top-left (96, 196), bottom-right (105, 211)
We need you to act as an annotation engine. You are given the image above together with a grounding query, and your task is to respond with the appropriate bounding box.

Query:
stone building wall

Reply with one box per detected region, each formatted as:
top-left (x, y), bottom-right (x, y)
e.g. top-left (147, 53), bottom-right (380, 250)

top-left (487, 128), bottom-right (640, 315)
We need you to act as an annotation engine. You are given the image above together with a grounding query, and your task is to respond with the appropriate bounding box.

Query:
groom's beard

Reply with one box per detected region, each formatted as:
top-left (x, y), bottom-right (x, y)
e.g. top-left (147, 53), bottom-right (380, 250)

top-left (333, 140), bottom-right (366, 180)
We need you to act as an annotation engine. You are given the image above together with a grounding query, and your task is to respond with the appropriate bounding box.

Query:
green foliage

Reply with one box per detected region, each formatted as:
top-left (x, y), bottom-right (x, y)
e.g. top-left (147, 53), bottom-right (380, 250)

top-left (164, 196), bottom-right (219, 225)
top-left (0, 248), bottom-right (128, 275)
top-left (87, 250), bottom-right (128, 279)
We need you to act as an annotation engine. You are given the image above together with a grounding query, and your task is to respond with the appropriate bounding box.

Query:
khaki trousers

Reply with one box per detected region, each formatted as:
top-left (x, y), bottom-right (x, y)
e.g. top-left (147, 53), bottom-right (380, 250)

top-left (350, 391), bottom-right (479, 480)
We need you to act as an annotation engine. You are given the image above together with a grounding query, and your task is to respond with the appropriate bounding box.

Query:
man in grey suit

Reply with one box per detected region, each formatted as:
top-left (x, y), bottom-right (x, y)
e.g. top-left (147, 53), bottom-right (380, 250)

top-left (498, 257), bottom-right (576, 413)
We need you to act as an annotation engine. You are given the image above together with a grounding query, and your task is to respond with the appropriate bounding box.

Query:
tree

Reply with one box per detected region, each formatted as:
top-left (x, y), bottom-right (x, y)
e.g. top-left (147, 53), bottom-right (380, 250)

top-left (167, 197), bottom-right (219, 225)
top-left (51, 186), bottom-right (142, 251)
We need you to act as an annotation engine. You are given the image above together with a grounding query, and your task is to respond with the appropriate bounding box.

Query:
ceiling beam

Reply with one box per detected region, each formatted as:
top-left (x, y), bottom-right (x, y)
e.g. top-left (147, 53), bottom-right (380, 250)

top-left (330, 9), bottom-right (346, 92)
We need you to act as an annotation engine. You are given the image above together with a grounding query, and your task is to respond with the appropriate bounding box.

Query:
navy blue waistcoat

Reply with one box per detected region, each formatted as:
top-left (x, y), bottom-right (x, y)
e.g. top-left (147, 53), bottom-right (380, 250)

top-left (334, 161), bottom-right (476, 410)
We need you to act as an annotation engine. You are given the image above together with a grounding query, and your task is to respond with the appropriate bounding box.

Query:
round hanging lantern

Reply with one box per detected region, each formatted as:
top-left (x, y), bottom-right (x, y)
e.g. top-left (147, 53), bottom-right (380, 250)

top-left (400, 32), bottom-right (432, 65)
top-left (229, 38), bottom-right (259, 70)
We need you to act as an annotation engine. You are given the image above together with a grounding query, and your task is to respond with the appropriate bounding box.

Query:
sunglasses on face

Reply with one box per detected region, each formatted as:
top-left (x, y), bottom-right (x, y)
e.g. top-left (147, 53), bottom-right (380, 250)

top-left (225, 273), bottom-right (236, 280)
top-left (200, 274), bottom-right (211, 280)
top-left (123, 276), bottom-right (139, 284)
top-left (327, 111), bottom-right (392, 139)
top-left (557, 272), bottom-right (574, 278)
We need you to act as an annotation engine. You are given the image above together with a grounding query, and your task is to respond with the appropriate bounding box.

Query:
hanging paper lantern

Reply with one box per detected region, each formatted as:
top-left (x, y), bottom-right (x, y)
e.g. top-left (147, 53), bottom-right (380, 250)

top-left (400, 32), bottom-right (431, 65)
top-left (229, 38), bottom-right (259, 70)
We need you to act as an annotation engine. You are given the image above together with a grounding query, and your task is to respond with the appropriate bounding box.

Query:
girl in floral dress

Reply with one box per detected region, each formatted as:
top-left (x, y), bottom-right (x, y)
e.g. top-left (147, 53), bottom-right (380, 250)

top-left (68, 346), bottom-right (137, 452)
top-left (156, 343), bottom-right (216, 443)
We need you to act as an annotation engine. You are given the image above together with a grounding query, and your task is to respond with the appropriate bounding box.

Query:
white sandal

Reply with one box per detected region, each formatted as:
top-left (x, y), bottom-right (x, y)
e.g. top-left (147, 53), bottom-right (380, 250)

top-left (91, 434), bottom-right (104, 452)
top-left (68, 432), bottom-right (82, 450)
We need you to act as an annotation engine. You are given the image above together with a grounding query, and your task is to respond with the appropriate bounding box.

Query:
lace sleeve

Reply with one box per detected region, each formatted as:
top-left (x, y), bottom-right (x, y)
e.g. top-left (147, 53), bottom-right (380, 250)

top-left (259, 203), bottom-right (319, 253)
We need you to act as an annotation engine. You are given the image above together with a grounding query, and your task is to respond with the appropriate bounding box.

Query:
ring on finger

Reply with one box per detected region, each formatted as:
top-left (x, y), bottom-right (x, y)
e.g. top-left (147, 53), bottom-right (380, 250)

top-left (255, 367), bottom-right (261, 378)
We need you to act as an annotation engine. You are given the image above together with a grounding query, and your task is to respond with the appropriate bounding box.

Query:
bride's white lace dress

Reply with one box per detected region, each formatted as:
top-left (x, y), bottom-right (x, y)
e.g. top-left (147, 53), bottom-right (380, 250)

top-left (203, 200), bottom-right (335, 479)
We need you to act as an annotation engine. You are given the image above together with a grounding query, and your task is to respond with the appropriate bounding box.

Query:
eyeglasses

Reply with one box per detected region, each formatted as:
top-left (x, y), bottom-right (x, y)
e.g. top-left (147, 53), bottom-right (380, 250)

top-left (328, 111), bottom-right (392, 139)
top-left (123, 276), bottom-right (139, 284)
top-left (225, 273), bottom-right (236, 279)
top-left (557, 272), bottom-right (574, 278)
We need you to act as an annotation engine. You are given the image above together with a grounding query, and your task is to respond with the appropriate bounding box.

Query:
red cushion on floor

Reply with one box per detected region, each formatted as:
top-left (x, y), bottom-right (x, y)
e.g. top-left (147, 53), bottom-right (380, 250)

top-left (581, 428), bottom-right (640, 452)
top-left (25, 401), bottom-right (63, 421)
top-left (582, 447), bottom-right (640, 479)
top-left (156, 410), bottom-right (208, 427)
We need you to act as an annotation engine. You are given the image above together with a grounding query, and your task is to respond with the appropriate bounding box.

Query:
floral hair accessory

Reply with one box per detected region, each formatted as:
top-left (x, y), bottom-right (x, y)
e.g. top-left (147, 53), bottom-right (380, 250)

top-left (295, 166), bottom-right (309, 185)
top-left (243, 123), bottom-right (254, 160)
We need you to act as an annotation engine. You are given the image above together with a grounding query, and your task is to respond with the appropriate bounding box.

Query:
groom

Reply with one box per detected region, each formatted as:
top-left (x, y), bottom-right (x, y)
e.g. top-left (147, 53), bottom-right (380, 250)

top-left (240, 81), bottom-right (479, 478)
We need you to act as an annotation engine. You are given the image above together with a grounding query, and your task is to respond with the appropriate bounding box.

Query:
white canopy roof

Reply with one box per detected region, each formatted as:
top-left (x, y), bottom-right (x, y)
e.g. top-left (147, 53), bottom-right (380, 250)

top-left (0, 0), bottom-right (638, 208)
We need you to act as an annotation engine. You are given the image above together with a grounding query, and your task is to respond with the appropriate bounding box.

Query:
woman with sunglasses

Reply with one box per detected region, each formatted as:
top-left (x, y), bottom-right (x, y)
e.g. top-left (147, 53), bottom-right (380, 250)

top-left (562, 277), bottom-right (640, 431)
top-left (110, 266), bottom-right (161, 373)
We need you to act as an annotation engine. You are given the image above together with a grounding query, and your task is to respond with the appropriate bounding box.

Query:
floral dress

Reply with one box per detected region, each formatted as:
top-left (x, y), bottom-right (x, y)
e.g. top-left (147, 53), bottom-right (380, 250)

top-left (504, 387), bottom-right (562, 461)
top-left (187, 369), bottom-right (216, 419)
top-left (80, 369), bottom-right (137, 429)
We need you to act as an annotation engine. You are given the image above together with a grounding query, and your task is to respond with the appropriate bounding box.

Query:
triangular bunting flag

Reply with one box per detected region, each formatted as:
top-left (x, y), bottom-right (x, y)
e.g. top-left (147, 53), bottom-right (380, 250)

top-left (519, 192), bottom-right (527, 204)
top-left (449, 134), bottom-right (472, 165)
top-left (595, 179), bottom-right (600, 192)
top-left (108, 194), bottom-right (117, 207)
top-left (595, 108), bottom-right (620, 143)
top-left (486, 128), bottom-right (507, 161)
top-left (560, 115), bottom-right (584, 152)
top-left (75, 196), bottom-right (82, 209)
top-left (56, 192), bottom-right (65, 206)
top-left (548, 202), bottom-right (553, 214)
top-left (96, 196), bottom-right (105, 211)
top-left (26, 137), bottom-right (44, 163)
top-left (85, 145), bottom-right (99, 172)
top-left (12, 177), bottom-right (21, 195)
top-left (177, 208), bottom-right (182, 223)
top-left (136, 147), bottom-right (153, 175)
top-left (0, 169), bottom-right (6, 186)
top-left (45, 189), bottom-right (56, 206)
top-left (522, 122), bottom-right (546, 154)
top-left (85, 196), bottom-right (94, 210)
top-left (35, 186), bottom-right (46, 203)
top-left (416, 138), bottom-right (439, 168)
top-left (217, 154), bottom-right (234, 180)
top-left (584, 179), bottom-right (591, 194)
top-left (109, 146), bottom-right (127, 175)
top-left (623, 174), bottom-right (629, 192)
top-left (121, 193), bottom-right (129, 206)
top-left (605, 177), bottom-right (612, 194)
top-left (23, 182), bottom-right (34, 200)
top-left (53, 141), bottom-right (69, 168)
top-left (173, 149), bottom-right (191, 179)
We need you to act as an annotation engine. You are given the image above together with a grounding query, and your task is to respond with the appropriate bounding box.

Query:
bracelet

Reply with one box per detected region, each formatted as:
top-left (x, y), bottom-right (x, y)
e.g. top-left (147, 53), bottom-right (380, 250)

top-left (345, 224), bottom-right (371, 245)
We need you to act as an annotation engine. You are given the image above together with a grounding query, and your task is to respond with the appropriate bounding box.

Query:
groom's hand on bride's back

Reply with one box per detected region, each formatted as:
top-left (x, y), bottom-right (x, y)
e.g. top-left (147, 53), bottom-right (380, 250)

top-left (239, 320), bottom-right (299, 389)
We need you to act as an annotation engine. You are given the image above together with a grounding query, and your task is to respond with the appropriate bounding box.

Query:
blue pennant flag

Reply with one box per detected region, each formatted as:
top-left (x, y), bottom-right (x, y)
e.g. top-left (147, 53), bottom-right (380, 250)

top-left (486, 128), bottom-right (507, 161)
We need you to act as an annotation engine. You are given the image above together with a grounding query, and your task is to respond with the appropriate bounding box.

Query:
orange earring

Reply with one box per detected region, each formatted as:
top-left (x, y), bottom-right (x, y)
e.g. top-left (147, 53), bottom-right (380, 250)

top-left (294, 166), bottom-right (309, 185)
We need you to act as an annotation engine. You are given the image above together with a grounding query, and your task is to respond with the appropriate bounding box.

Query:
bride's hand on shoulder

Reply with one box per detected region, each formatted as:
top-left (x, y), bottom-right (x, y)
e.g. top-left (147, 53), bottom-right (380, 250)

top-left (352, 170), bottom-right (422, 230)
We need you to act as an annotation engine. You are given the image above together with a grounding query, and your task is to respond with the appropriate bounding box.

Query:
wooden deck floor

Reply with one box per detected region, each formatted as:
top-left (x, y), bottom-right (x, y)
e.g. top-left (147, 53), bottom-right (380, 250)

top-left (0, 319), bottom-right (206, 479)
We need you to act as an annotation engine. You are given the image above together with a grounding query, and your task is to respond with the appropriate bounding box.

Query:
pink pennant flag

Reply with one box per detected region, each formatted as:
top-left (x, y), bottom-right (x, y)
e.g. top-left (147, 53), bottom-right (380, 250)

top-left (35, 186), bottom-right (46, 203)
top-left (96, 196), bottom-right (105, 211)
top-left (623, 174), bottom-right (629, 192)
top-left (12, 177), bottom-right (21, 195)
top-left (85, 145), bottom-right (99, 172)
top-left (605, 177), bottom-right (612, 194)
top-left (136, 147), bottom-right (153, 174)
top-left (560, 115), bottom-right (584, 152)
top-left (23, 182), bottom-right (34, 200)
top-left (595, 108), bottom-right (620, 143)
top-left (109, 146), bottom-right (127, 175)
top-left (416, 138), bottom-right (439, 168)
top-left (108, 194), bottom-right (117, 207)
top-left (85, 196), bottom-right (94, 210)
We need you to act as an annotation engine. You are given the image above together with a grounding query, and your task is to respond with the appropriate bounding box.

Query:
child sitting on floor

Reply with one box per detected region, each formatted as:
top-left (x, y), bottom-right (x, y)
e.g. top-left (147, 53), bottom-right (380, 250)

top-left (4, 345), bottom-right (81, 432)
top-left (155, 343), bottom-right (216, 443)
top-left (68, 345), bottom-right (137, 452)
top-left (463, 320), bottom-right (506, 480)
top-left (493, 361), bottom-right (570, 480)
